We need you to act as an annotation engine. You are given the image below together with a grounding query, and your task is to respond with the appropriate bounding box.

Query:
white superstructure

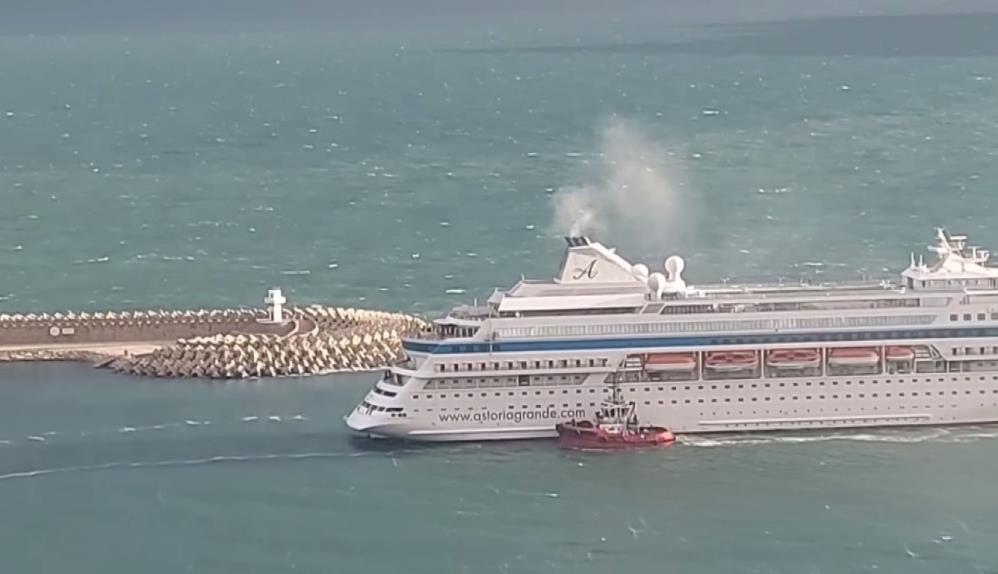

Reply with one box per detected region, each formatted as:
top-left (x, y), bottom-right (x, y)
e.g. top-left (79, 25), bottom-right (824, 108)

top-left (346, 229), bottom-right (998, 441)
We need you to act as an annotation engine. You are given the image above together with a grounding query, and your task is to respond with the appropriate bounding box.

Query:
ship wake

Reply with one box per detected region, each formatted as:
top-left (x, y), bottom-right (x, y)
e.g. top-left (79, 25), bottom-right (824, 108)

top-left (676, 425), bottom-right (998, 447)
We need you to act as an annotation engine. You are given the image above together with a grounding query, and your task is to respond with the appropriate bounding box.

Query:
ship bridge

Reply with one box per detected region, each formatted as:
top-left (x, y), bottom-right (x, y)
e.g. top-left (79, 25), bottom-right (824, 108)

top-left (902, 228), bottom-right (998, 291)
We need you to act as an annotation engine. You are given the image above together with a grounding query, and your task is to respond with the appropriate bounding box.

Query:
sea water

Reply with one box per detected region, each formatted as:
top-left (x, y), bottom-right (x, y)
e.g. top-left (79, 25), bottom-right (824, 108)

top-left (3, 13), bottom-right (998, 573)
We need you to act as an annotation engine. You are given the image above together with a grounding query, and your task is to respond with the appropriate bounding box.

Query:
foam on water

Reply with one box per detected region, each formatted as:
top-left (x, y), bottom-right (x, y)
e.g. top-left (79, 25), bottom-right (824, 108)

top-left (675, 426), bottom-right (987, 447)
top-left (13, 414), bottom-right (317, 442)
top-left (0, 450), bottom-right (374, 482)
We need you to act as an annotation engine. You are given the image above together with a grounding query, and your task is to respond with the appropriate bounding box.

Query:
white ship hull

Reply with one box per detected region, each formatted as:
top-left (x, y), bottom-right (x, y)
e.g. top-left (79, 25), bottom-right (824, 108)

top-left (344, 413), bottom-right (558, 442)
top-left (346, 367), bottom-right (998, 441)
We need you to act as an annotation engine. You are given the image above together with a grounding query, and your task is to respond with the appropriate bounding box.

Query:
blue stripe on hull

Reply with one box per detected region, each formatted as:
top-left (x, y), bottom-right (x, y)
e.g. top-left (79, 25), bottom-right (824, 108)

top-left (403, 326), bottom-right (998, 354)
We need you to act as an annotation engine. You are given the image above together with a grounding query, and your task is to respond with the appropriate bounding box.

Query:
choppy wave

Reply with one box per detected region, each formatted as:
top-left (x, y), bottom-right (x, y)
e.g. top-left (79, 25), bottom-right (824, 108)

top-left (2, 413), bottom-right (312, 447)
top-left (0, 450), bottom-right (369, 482)
top-left (6, 418), bottom-right (998, 451)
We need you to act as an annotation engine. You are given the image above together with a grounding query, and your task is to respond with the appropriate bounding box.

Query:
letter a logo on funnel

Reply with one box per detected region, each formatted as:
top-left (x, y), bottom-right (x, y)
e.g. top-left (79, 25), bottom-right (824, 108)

top-left (572, 258), bottom-right (598, 280)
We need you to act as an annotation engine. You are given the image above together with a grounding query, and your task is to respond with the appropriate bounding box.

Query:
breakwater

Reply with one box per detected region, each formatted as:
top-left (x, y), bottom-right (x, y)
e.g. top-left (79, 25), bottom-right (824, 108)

top-left (0, 298), bottom-right (426, 379)
top-left (0, 308), bottom-right (287, 345)
top-left (109, 306), bottom-right (424, 378)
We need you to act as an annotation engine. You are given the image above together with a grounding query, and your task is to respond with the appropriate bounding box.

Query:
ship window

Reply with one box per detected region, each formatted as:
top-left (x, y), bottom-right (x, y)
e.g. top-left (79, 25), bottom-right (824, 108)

top-left (950, 314), bottom-right (958, 321)
top-left (964, 314), bottom-right (972, 321)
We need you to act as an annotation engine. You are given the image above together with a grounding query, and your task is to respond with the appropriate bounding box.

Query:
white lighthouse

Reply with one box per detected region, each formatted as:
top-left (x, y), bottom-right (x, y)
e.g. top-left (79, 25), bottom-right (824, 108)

top-left (262, 288), bottom-right (287, 324)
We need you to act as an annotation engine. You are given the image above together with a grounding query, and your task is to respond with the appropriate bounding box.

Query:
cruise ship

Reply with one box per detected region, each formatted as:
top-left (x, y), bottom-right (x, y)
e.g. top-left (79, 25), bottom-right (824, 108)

top-left (346, 229), bottom-right (998, 441)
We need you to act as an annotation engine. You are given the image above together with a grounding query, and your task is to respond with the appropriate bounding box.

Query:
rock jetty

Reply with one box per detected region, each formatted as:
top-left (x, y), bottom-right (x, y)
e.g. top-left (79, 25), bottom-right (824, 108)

top-left (108, 306), bottom-right (425, 379)
top-left (0, 296), bottom-right (427, 380)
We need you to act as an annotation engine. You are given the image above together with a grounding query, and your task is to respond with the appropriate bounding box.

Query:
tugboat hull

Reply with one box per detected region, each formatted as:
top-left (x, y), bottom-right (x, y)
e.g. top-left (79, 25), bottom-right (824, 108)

top-left (555, 422), bottom-right (675, 449)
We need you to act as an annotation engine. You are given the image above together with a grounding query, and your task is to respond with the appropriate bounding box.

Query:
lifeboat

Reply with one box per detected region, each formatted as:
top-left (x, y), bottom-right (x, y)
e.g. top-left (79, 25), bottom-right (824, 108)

top-left (704, 350), bottom-right (758, 371)
top-left (766, 348), bottom-right (821, 369)
top-left (645, 352), bottom-right (697, 371)
top-left (827, 347), bottom-right (881, 366)
top-left (885, 346), bottom-right (915, 362)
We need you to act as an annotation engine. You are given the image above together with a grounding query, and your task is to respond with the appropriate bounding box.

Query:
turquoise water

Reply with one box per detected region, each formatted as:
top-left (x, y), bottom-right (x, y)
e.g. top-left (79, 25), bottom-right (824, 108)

top-left (4, 13), bottom-right (998, 573)
top-left (3, 364), bottom-right (998, 573)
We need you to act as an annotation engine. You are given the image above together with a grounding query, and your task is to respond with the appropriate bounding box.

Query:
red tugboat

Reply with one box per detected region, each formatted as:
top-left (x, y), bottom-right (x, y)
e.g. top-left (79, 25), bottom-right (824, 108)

top-left (555, 382), bottom-right (675, 449)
